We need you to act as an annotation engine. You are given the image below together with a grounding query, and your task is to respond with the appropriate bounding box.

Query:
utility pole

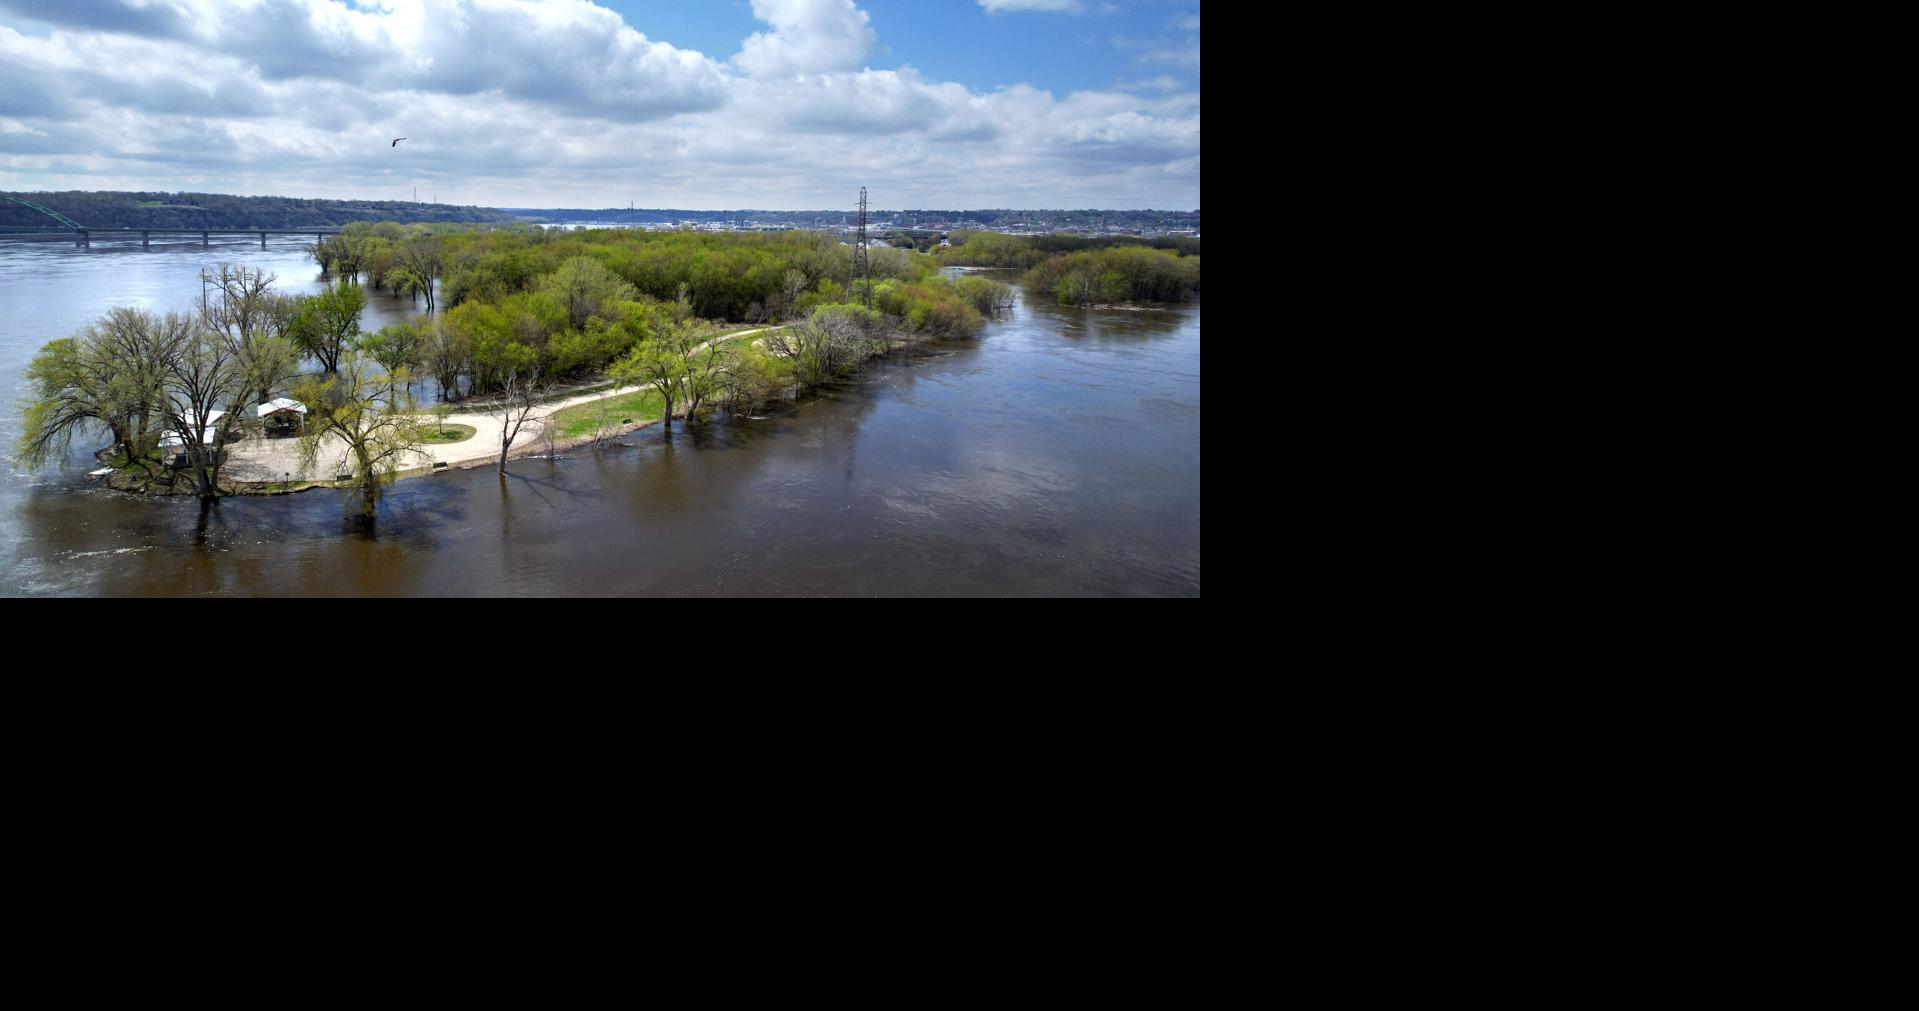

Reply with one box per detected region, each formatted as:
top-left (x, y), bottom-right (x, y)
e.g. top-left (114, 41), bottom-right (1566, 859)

top-left (854, 186), bottom-right (871, 308)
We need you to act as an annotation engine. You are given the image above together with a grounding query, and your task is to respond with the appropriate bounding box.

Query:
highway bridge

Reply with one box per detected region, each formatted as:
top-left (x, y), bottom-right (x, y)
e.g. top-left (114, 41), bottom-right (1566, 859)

top-left (0, 195), bottom-right (342, 248)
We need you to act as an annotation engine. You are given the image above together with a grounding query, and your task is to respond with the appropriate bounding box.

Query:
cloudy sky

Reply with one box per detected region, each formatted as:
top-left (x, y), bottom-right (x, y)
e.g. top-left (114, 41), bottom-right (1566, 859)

top-left (0, 0), bottom-right (1200, 210)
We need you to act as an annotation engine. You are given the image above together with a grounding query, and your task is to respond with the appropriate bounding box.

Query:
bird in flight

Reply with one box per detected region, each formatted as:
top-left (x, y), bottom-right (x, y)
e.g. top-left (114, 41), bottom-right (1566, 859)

top-left (391, 137), bottom-right (407, 147)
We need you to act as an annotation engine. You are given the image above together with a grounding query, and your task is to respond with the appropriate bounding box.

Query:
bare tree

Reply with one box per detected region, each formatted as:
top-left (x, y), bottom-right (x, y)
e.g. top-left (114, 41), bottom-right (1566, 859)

top-left (159, 317), bottom-right (245, 501)
top-left (201, 264), bottom-right (301, 406)
top-left (490, 369), bottom-right (544, 474)
top-left (589, 395), bottom-right (620, 445)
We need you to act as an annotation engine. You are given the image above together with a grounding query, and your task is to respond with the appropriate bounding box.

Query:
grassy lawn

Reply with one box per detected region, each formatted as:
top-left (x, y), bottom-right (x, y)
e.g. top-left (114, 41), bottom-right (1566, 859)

top-left (419, 423), bottom-right (477, 444)
top-left (550, 389), bottom-right (665, 439)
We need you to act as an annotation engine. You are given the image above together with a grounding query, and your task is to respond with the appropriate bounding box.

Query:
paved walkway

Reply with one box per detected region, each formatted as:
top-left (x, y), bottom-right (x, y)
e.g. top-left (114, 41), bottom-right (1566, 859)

top-left (223, 328), bottom-right (773, 482)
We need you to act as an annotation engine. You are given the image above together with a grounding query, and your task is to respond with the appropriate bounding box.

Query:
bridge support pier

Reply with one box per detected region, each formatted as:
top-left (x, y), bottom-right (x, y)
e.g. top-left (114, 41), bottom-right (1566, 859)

top-left (143, 231), bottom-right (150, 249)
top-left (76, 230), bottom-right (88, 248)
top-left (201, 231), bottom-right (209, 247)
top-left (260, 232), bottom-right (267, 249)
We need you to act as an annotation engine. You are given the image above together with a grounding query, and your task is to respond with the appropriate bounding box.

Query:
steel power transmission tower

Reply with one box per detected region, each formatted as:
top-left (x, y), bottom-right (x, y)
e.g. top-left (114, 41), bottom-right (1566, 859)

top-left (854, 187), bottom-right (871, 307)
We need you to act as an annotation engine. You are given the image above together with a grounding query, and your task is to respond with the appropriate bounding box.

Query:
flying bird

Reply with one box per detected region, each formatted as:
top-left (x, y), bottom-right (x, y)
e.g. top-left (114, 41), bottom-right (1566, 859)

top-left (391, 137), bottom-right (406, 147)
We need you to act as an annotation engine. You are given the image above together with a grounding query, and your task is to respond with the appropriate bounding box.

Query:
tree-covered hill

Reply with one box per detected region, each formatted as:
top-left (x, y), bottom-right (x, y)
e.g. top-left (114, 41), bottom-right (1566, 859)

top-left (504, 206), bottom-right (1200, 232)
top-left (0, 191), bottom-right (520, 230)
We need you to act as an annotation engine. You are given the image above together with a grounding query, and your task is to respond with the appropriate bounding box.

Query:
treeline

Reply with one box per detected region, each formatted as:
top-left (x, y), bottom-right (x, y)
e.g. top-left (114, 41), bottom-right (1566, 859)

top-left (935, 233), bottom-right (1200, 304)
top-left (1022, 247), bottom-right (1200, 305)
top-left (938, 231), bottom-right (1200, 270)
top-left (502, 207), bottom-right (1199, 231)
top-left (15, 226), bottom-right (1016, 512)
top-left (904, 208), bottom-right (1199, 231)
top-left (325, 223), bottom-right (1010, 401)
top-left (0, 191), bottom-right (519, 230)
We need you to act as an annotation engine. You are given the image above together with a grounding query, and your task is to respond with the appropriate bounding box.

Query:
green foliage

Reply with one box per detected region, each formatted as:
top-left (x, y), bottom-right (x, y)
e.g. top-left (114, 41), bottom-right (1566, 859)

top-left (938, 231), bottom-right (1199, 267)
top-left (951, 275), bottom-right (1014, 315)
top-left (418, 423), bottom-right (476, 444)
top-left (761, 303), bottom-right (894, 393)
top-left (291, 352), bottom-right (426, 519)
top-left (550, 389), bottom-right (666, 439)
top-left (359, 323), bottom-right (424, 377)
top-left (15, 309), bottom-right (180, 470)
top-left (290, 280), bottom-right (368, 372)
top-left (435, 228), bottom-right (860, 320)
top-left (869, 281), bottom-right (984, 336)
top-left (539, 256), bottom-right (639, 328)
top-left (1021, 247), bottom-right (1200, 305)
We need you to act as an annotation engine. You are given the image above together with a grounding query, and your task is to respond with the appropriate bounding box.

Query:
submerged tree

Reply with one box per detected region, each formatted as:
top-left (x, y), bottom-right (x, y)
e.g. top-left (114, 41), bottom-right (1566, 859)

top-left (160, 320), bottom-right (249, 501)
top-left (360, 323), bottom-right (423, 387)
top-left (15, 308), bottom-right (175, 471)
top-left (489, 368), bottom-right (544, 474)
top-left (608, 318), bottom-right (735, 434)
top-left (611, 331), bottom-right (684, 434)
top-left (419, 317), bottom-right (472, 401)
top-left (393, 238), bottom-right (443, 311)
top-left (292, 352), bottom-right (426, 523)
top-left (762, 304), bottom-right (884, 394)
top-left (289, 280), bottom-right (367, 374)
top-left (200, 264), bottom-right (301, 405)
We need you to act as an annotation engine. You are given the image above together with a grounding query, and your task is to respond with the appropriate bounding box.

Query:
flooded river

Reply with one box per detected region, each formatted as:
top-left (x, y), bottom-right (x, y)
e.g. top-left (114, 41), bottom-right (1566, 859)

top-left (1, 238), bottom-right (1199, 595)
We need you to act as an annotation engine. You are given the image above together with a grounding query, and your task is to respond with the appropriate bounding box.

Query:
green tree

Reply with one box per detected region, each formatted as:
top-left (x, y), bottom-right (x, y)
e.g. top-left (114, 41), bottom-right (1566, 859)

top-left (539, 255), bottom-right (638, 329)
top-left (420, 318), bottom-right (472, 401)
top-left (290, 281), bottom-right (367, 373)
top-left (292, 352), bottom-right (426, 523)
top-left (360, 323), bottom-right (424, 386)
top-left (611, 332), bottom-right (686, 433)
top-left (15, 308), bottom-right (180, 471)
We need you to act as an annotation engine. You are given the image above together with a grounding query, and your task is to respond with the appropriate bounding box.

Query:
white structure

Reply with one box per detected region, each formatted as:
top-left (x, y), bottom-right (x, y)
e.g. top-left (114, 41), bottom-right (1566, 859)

top-left (256, 397), bottom-right (308, 436)
top-left (255, 398), bottom-right (307, 420)
top-left (158, 409), bottom-right (233, 452)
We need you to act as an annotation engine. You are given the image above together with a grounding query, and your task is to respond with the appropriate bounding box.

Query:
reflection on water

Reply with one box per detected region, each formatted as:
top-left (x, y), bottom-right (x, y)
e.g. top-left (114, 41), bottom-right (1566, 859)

top-left (3, 247), bottom-right (1199, 595)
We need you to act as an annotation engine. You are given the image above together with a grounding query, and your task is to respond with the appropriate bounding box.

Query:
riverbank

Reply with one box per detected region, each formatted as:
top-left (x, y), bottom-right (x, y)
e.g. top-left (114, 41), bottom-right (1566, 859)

top-left (95, 322), bottom-right (941, 497)
top-left (7, 250), bottom-right (1200, 596)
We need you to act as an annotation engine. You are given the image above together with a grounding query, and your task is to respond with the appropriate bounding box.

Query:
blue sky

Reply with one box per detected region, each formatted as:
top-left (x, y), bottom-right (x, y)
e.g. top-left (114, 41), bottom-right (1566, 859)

top-left (599, 0), bottom-right (1201, 95)
top-left (0, 1), bottom-right (1201, 209)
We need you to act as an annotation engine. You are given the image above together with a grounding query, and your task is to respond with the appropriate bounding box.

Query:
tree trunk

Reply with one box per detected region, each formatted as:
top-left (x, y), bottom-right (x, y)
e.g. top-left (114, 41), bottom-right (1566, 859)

top-left (354, 446), bottom-right (377, 518)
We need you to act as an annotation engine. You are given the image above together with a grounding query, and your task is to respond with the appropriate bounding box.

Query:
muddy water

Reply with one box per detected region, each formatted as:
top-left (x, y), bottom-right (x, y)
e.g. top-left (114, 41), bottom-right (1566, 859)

top-left (2, 242), bottom-right (1199, 596)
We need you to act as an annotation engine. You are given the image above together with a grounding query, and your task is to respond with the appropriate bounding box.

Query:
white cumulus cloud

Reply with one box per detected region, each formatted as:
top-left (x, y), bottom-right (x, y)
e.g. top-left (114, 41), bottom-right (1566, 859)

top-left (734, 0), bottom-right (875, 78)
top-left (0, 0), bottom-right (1199, 209)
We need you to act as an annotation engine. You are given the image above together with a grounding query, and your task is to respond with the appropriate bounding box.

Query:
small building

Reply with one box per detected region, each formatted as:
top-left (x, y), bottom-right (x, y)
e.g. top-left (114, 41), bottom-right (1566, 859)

top-left (158, 429), bottom-right (216, 467)
top-left (256, 397), bottom-right (308, 437)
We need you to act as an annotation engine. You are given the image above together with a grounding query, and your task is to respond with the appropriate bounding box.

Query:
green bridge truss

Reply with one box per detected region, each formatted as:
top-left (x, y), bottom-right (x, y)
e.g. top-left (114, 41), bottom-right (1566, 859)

top-left (1, 195), bottom-right (84, 230)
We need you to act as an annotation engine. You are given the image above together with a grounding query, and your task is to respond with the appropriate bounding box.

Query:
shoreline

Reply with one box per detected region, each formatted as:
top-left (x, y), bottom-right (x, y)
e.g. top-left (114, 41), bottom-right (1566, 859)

top-left (88, 326), bottom-right (948, 498)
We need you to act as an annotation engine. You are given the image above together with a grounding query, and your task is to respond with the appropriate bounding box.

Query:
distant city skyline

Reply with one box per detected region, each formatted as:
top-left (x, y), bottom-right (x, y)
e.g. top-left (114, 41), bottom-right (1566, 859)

top-left (0, 0), bottom-right (1201, 210)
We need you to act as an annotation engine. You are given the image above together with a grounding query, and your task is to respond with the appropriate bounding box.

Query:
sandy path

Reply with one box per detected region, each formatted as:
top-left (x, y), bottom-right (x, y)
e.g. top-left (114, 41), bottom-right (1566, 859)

top-left (224, 328), bottom-right (773, 482)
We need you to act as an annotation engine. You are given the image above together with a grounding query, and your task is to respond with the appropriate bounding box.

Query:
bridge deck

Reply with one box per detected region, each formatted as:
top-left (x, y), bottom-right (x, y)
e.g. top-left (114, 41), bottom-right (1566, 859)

top-left (0, 225), bottom-right (347, 248)
top-left (0, 227), bottom-right (342, 234)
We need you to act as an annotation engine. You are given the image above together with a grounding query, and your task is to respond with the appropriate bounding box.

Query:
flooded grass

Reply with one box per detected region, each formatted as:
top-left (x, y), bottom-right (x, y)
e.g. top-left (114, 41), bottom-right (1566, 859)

top-left (550, 389), bottom-right (665, 438)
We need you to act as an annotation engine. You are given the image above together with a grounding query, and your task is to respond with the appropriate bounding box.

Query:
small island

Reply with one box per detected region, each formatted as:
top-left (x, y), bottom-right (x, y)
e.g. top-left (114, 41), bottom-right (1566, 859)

top-left (16, 223), bottom-right (1023, 524)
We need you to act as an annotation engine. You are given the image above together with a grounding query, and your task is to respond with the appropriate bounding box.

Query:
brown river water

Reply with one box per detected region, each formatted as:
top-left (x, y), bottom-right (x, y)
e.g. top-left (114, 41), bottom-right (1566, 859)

top-left (1, 238), bottom-right (1199, 596)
